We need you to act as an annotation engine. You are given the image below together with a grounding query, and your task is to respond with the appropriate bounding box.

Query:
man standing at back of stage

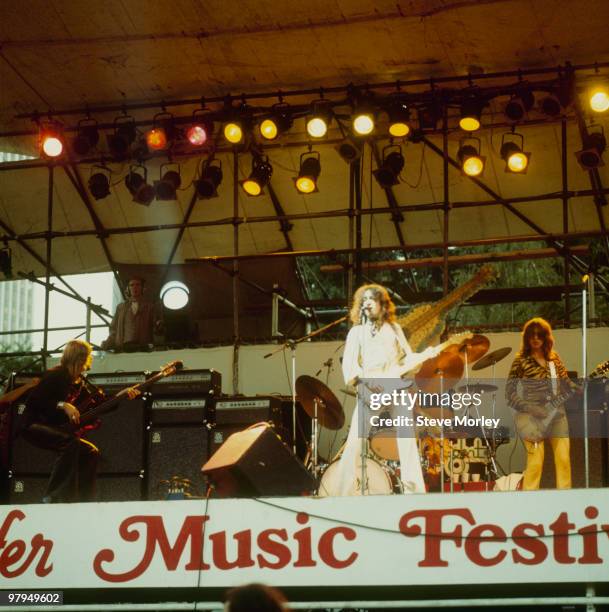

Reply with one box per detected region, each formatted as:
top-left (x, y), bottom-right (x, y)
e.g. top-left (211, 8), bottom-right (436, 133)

top-left (101, 276), bottom-right (157, 352)
top-left (21, 339), bottom-right (139, 502)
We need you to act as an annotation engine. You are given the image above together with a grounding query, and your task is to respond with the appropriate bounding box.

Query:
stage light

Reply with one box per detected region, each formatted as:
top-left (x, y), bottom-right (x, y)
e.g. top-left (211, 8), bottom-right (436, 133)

top-left (88, 168), bottom-right (111, 200)
top-left (306, 100), bottom-right (333, 138)
top-left (576, 129), bottom-right (606, 169)
top-left (459, 95), bottom-right (485, 131)
top-left (418, 102), bottom-right (441, 130)
top-left (500, 134), bottom-right (530, 174)
top-left (387, 97), bottom-right (411, 138)
top-left (160, 280), bottom-right (190, 310)
top-left (146, 112), bottom-right (176, 152)
top-left (72, 120), bottom-right (99, 156)
top-left (590, 87), bottom-right (609, 113)
top-left (539, 93), bottom-right (562, 117)
top-left (195, 159), bottom-right (223, 199)
top-left (40, 125), bottom-right (64, 158)
top-left (335, 138), bottom-right (363, 164)
top-left (186, 111), bottom-right (213, 147)
top-left (125, 165), bottom-right (155, 206)
top-left (155, 164), bottom-right (181, 201)
top-left (352, 108), bottom-right (375, 136)
top-left (107, 116), bottom-right (136, 160)
top-left (259, 103), bottom-right (292, 140)
top-left (224, 121), bottom-right (243, 144)
top-left (294, 151), bottom-right (321, 194)
top-left (504, 91), bottom-right (535, 122)
top-left (146, 128), bottom-right (167, 151)
top-left (373, 145), bottom-right (404, 188)
top-left (458, 139), bottom-right (485, 177)
top-left (241, 156), bottom-right (273, 197)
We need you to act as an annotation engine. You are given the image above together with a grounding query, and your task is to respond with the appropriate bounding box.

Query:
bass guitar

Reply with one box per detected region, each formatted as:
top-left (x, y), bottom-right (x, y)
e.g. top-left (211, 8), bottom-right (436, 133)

top-left (514, 359), bottom-right (609, 442)
top-left (62, 360), bottom-right (183, 432)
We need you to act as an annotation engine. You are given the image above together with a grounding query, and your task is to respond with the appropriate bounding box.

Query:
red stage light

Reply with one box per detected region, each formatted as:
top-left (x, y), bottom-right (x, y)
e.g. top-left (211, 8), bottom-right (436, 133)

top-left (146, 128), bottom-right (167, 151)
top-left (186, 125), bottom-right (208, 146)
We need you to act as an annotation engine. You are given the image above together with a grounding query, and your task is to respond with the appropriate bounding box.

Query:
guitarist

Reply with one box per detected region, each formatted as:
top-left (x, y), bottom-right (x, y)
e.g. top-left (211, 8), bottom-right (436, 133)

top-left (506, 318), bottom-right (576, 490)
top-left (20, 340), bottom-right (139, 503)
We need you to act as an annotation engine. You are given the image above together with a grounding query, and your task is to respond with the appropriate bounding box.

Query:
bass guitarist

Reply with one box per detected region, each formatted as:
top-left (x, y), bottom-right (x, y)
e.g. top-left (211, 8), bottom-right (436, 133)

top-left (21, 339), bottom-right (139, 503)
top-left (506, 318), bottom-right (577, 490)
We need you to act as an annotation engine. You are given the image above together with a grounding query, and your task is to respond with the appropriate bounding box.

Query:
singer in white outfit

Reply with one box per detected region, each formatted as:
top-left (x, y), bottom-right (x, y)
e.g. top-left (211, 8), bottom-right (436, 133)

top-left (336, 284), bottom-right (431, 495)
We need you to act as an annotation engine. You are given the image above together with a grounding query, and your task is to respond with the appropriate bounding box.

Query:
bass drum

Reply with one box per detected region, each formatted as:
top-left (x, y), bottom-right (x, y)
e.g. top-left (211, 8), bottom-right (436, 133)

top-left (317, 457), bottom-right (400, 497)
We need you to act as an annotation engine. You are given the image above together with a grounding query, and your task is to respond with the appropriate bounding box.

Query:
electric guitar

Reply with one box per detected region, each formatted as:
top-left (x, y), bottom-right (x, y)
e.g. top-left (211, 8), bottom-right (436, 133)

top-left (61, 360), bottom-right (183, 432)
top-left (514, 359), bottom-right (609, 442)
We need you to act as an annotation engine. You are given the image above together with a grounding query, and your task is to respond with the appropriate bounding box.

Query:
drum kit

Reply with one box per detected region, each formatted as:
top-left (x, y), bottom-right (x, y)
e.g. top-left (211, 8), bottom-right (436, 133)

top-left (296, 335), bottom-right (514, 495)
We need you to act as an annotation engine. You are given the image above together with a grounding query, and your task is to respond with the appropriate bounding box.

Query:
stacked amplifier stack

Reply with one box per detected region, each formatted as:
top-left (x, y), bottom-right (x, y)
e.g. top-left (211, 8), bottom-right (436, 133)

top-left (147, 369), bottom-right (221, 499)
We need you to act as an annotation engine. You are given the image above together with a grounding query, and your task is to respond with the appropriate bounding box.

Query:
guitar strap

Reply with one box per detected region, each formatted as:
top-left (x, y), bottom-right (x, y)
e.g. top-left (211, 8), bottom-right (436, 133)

top-left (548, 361), bottom-right (558, 396)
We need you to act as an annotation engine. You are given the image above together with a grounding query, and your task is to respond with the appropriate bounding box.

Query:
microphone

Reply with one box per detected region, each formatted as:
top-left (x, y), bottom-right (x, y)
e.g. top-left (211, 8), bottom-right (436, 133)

top-left (360, 304), bottom-right (367, 321)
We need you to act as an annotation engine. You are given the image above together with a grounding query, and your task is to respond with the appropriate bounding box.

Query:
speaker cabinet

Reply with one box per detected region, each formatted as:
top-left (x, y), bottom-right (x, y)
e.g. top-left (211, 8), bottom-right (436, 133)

top-left (97, 475), bottom-right (144, 501)
top-left (147, 425), bottom-right (209, 499)
top-left (202, 423), bottom-right (316, 497)
top-left (83, 397), bottom-right (147, 474)
top-left (8, 475), bottom-right (48, 504)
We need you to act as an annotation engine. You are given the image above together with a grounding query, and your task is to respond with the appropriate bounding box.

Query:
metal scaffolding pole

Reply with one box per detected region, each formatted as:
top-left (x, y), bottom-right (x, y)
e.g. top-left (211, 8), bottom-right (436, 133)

top-left (561, 119), bottom-right (571, 327)
top-left (232, 149), bottom-right (240, 395)
top-left (42, 165), bottom-right (54, 370)
top-left (442, 108), bottom-right (450, 296)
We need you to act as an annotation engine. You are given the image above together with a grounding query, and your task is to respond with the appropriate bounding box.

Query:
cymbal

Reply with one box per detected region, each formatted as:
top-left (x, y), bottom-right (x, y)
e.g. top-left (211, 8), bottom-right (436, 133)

top-left (471, 347), bottom-right (512, 371)
top-left (453, 334), bottom-right (490, 363)
top-left (456, 383), bottom-right (498, 393)
top-left (296, 375), bottom-right (345, 430)
top-left (415, 350), bottom-right (464, 394)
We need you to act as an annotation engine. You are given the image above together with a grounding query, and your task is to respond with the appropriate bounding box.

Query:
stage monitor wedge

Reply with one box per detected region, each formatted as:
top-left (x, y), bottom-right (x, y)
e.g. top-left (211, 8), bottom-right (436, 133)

top-left (202, 423), bottom-right (316, 498)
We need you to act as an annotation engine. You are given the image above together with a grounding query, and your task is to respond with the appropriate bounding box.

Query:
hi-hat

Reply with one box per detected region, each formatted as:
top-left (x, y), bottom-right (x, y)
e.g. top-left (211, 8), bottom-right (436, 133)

top-left (472, 347), bottom-right (512, 371)
top-left (296, 375), bottom-right (345, 430)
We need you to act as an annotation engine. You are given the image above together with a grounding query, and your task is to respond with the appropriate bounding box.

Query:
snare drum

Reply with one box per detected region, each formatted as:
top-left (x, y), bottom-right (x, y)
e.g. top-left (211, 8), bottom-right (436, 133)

top-left (317, 456), bottom-right (400, 497)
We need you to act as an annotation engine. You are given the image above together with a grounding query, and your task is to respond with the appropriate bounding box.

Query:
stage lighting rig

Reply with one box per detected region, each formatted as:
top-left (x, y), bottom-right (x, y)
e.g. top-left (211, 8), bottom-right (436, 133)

top-left (458, 138), bottom-right (485, 177)
top-left (107, 116), bottom-right (136, 160)
top-left (223, 101), bottom-right (253, 145)
top-left (195, 159), bottom-right (223, 199)
top-left (160, 280), bottom-right (190, 310)
top-left (576, 127), bottom-right (606, 169)
top-left (125, 165), bottom-right (155, 206)
top-left (500, 133), bottom-right (530, 173)
top-left (259, 102), bottom-right (293, 141)
top-left (294, 151), bottom-right (321, 194)
top-left (373, 145), bottom-right (404, 188)
top-left (241, 155), bottom-right (273, 197)
top-left (88, 166), bottom-right (111, 200)
top-left (306, 99), bottom-right (333, 138)
top-left (71, 119), bottom-right (99, 156)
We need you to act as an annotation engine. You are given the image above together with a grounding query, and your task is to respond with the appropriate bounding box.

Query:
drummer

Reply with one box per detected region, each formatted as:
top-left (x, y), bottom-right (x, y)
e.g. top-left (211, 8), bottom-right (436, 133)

top-left (335, 284), bottom-right (434, 495)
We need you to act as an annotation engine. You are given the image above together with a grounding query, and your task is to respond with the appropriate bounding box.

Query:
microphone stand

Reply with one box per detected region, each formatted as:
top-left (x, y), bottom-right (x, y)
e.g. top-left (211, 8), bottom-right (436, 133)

top-left (360, 309), bottom-right (368, 495)
top-left (582, 275), bottom-right (590, 488)
top-left (264, 315), bottom-right (348, 454)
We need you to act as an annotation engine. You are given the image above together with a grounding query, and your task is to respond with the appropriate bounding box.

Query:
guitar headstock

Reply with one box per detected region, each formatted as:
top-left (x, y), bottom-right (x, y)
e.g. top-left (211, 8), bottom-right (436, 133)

top-left (159, 360), bottom-right (184, 377)
top-left (590, 359), bottom-right (609, 379)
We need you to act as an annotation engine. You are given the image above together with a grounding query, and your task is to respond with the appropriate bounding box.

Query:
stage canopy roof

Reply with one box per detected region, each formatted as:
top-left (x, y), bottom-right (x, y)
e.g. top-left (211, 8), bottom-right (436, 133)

top-left (0, 0), bottom-right (608, 278)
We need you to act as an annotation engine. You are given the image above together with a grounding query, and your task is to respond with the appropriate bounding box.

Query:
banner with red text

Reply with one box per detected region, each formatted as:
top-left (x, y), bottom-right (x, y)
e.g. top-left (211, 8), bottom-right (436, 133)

top-left (1, 489), bottom-right (608, 588)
